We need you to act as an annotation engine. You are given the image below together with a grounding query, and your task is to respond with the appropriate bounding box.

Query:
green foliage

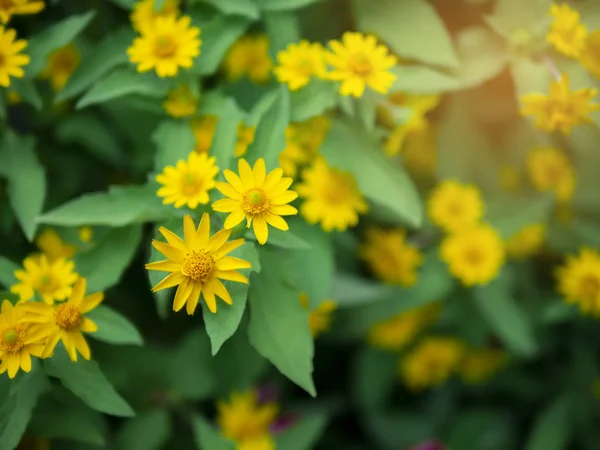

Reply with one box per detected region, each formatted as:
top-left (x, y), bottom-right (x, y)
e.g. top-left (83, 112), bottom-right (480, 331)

top-left (115, 409), bottom-right (171, 450)
top-left (192, 414), bottom-right (236, 450)
top-left (87, 305), bottom-right (144, 346)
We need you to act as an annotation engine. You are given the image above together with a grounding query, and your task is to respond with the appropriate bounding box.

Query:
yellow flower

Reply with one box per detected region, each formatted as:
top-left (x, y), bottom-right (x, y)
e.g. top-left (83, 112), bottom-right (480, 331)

top-left (156, 152), bottom-right (219, 209)
top-left (79, 227), bottom-right (93, 243)
top-left (127, 15), bottom-right (201, 78)
top-left (299, 294), bottom-right (336, 338)
top-left (237, 435), bottom-right (275, 450)
top-left (505, 224), bottom-right (546, 260)
top-left (35, 229), bottom-right (76, 261)
top-left (274, 40), bottom-right (327, 91)
top-left (427, 180), bottom-right (484, 234)
top-left (296, 158), bottom-right (368, 232)
top-left (20, 278), bottom-right (102, 362)
top-left (547, 3), bottom-right (587, 58)
top-left (163, 84), bottom-right (198, 118)
top-left (145, 214), bottom-right (251, 314)
top-left (223, 35), bottom-right (273, 84)
top-left (440, 224), bottom-right (505, 286)
top-left (39, 44), bottom-right (80, 92)
top-left (499, 165), bottom-right (521, 192)
top-left (212, 158), bottom-right (298, 245)
top-left (11, 254), bottom-right (78, 304)
top-left (526, 146), bottom-right (575, 202)
top-left (279, 116), bottom-right (330, 177)
top-left (580, 30), bottom-right (600, 79)
top-left (399, 337), bottom-right (464, 391)
top-left (0, 0), bottom-right (44, 24)
top-left (557, 247), bottom-right (600, 316)
top-left (520, 75), bottom-right (600, 134)
top-left (191, 115), bottom-right (218, 153)
top-left (459, 347), bottom-right (507, 384)
top-left (130, 0), bottom-right (179, 33)
top-left (360, 227), bottom-right (423, 287)
top-left (325, 32), bottom-right (397, 97)
top-left (0, 26), bottom-right (29, 87)
top-left (367, 305), bottom-right (439, 351)
top-left (235, 124), bottom-right (256, 157)
top-left (0, 301), bottom-right (46, 379)
top-left (216, 390), bottom-right (278, 443)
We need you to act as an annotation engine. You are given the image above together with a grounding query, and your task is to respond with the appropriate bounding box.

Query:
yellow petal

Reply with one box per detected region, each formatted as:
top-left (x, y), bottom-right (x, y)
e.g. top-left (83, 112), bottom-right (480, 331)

top-left (216, 270), bottom-right (249, 284)
top-left (72, 331), bottom-right (91, 360)
top-left (238, 158), bottom-right (254, 189)
top-left (223, 169), bottom-right (245, 192)
top-left (42, 330), bottom-right (61, 358)
top-left (208, 228), bottom-right (232, 252)
top-left (197, 212), bottom-right (211, 244)
top-left (214, 238), bottom-right (245, 258)
top-left (224, 210), bottom-right (246, 229)
top-left (253, 216), bottom-right (269, 245)
top-left (20, 351), bottom-right (31, 372)
top-left (217, 257), bottom-right (252, 271)
top-left (183, 215), bottom-right (197, 248)
top-left (80, 318), bottom-right (98, 333)
top-left (158, 226), bottom-right (187, 251)
top-left (145, 260), bottom-right (181, 272)
top-left (70, 278), bottom-right (87, 306)
top-left (80, 292), bottom-right (104, 314)
top-left (253, 158), bottom-right (266, 185)
top-left (264, 213), bottom-right (289, 231)
top-left (152, 240), bottom-right (185, 263)
top-left (152, 272), bottom-right (185, 292)
top-left (202, 284), bottom-right (217, 313)
top-left (6, 353), bottom-right (20, 378)
top-left (215, 182), bottom-right (242, 200)
top-left (212, 198), bottom-right (240, 213)
top-left (173, 279), bottom-right (194, 312)
top-left (186, 283), bottom-right (202, 315)
top-left (62, 332), bottom-right (78, 362)
top-left (213, 279), bottom-right (233, 305)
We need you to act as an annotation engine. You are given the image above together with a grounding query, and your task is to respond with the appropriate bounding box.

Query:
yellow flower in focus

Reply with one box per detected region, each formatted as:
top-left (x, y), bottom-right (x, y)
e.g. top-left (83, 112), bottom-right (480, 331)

top-left (36, 229), bottom-right (76, 261)
top-left (505, 224), bottom-right (546, 260)
top-left (130, 0), bottom-right (179, 33)
top-left (326, 32), bottom-right (397, 97)
top-left (520, 75), bottom-right (600, 134)
top-left (223, 35), bottom-right (273, 84)
top-left (156, 152), bottom-right (219, 209)
top-left (0, 301), bottom-right (46, 379)
top-left (360, 227), bottom-right (423, 287)
top-left (299, 294), bottom-right (336, 338)
top-left (127, 15), bottom-right (201, 78)
top-left (0, 0), bottom-right (44, 24)
top-left (191, 115), bottom-right (218, 153)
top-left (459, 348), bottom-right (507, 384)
top-left (427, 180), bottom-right (484, 234)
top-left (440, 224), bottom-right (505, 286)
top-left (237, 435), bottom-right (275, 450)
top-left (163, 85), bottom-right (198, 118)
top-left (296, 158), bottom-right (368, 232)
top-left (279, 116), bottom-right (331, 177)
top-left (274, 40), bottom-right (327, 91)
top-left (367, 305), bottom-right (439, 351)
top-left (400, 337), bottom-right (464, 390)
top-left (557, 247), bottom-right (600, 316)
top-left (217, 390), bottom-right (278, 444)
top-left (547, 3), bottom-right (587, 58)
top-left (526, 146), bottom-right (575, 203)
top-left (11, 255), bottom-right (78, 304)
top-left (20, 278), bottom-right (102, 362)
top-left (145, 214), bottom-right (251, 314)
top-left (235, 124), bottom-right (256, 157)
top-left (499, 165), bottom-right (521, 192)
top-left (212, 158), bottom-right (298, 245)
top-left (79, 227), bottom-right (93, 243)
top-left (0, 26), bottom-right (29, 87)
top-left (580, 30), bottom-right (600, 79)
top-left (39, 44), bottom-right (80, 92)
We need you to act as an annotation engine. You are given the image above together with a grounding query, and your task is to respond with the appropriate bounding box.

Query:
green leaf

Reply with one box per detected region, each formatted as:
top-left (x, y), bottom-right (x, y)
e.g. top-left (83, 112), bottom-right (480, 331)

top-left (275, 413), bottom-right (329, 450)
top-left (153, 120), bottom-right (196, 171)
top-left (365, 412), bottom-right (434, 449)
top-left (116, 409), bottom-right (171, 450)
top-left (290, 79), bottom-right (337, 122)
top-left (448, 409), bottom-right (515, 450)
top-left (248, 247), bottom-right (316, 396)
top-left (526, 395), bottom-right (575, 450)
top-left (244, 227), bottom-right (310, 249)
top-left (352, 347), bottom-right (397, 412)
top-left (257, 0), bottom-right (321, 11)
top-left (210, 97), bottom-right (245, 171)
top-left (486, 193), bottom-right (555, 240)
top-left (87, 305), bottom-right (144, 346)
top-left (0, 256), bottom-right (18, 289)
top-left (390, 64), bottom-right (461, 94)
top-left (485, 0), bottom-right (550, 38)
top-left (10, 78), bottom-right (42, 110)
top-left (201, 0), bottom-right (259, 18)
top-left (264, 10), bottom-right (301, 57)
top-left (191, 414), bottom-right (236, 450)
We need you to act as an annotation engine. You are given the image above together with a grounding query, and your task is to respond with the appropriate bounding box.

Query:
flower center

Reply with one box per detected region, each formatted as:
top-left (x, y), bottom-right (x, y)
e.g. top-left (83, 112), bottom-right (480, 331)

top-left (1, 326), bottom-right (25, 353)
top-left (0, 0), bottom-right (15, 9)
top-left (464, 248), bottom-right (483, 266)
top-left (36, 273), bottom-right (59, 296)
top-left (182, 250), bottom-right (215, 283)
top-left (242, 188), bottom-right (269, 216)
top-left (181, 173), bottom-right (203, 196)
top-left (447, 202), bottom-right (463, 217)
top-left (55, 303), bottom-right (82, 330)
top-left (154, 36), bottom-right (177, 58)
top-left (349, 53), bottom-right (373, 77)
top-left (580, 274), bottom-right (600, 300)
top-left (324, 181), bottom-right (350, 204)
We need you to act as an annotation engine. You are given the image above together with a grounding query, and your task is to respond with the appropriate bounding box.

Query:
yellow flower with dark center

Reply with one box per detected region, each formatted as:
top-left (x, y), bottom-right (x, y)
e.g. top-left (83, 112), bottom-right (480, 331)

top-left (223, 35), bottom-right (273, 84)
top-left (156, 152), bottom-right (219, 209)
top-left (20, 278), bottom-right (102, 362)
top-left (459, 347), bottom-right (507, 384)
top-left (237, 435), bottom-right (275, 450)
top-left (127, 14), bottom-right (201, 78)
top-left (0, 26), bottom-right (29, 87)
top-left (235, 123), bottom-right (256, 157)
top-left (40, 44), bottom-right (80, 92)
top-left (505, 224), bottom-right (546, 260)
top-left (296, 158), bottom-right (368, 232)
top-left (427, 180), bottom-right (484, 234)
top-left (274, 40), bottom-right (327, 91)
top-left (326, 32), bottom-right (397, 98)
top-left (520, 75), bottom-right (600, 134)
top-left (547, 3), bottom-right (587, 58)
top-left (130, 0), bottom-right (179, 33)
top-left (79, 227), bottom-right (93, 243)
top-left (36, 228), bottom-right (76, 261)
top-left (0, 0), bottom-right (44, 24)
top-left (299, 294), bottom-right (336, 338)
top-left (163, 84), bottom-right (198, 118)
top-left (440, 224), bottom-right (505, 286)
top-left (212, 158), bottom-right (298, 245)
top-left (191, 115), bottom-right (218, 153)
top-left (526, 146), bottom-right (575, 202)
top-left (581, 30), bottom-right (600, 79)
top-left (145, 214), bottom-right (251, 314)
top-left (499, 165), bottom-right (522, 192)
top-left (360, 227), bottom-right (423, 287)
top-left (279, 116), bottom-right (331, 177)
top-left (557, 247), bottom-right (600, 316)
top-left (11, 254), bottom-right (78, 304)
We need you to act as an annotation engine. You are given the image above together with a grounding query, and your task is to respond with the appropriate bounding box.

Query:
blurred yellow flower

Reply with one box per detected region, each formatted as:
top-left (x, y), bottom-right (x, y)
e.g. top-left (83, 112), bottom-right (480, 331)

top-left (326, 32), bottom-right (397, 97)
top-left (367, 305), bottom-right (439, 351)
top-left (130, 0), bottom-right (179, 33)
top-left (235, 123), bottom-right (256, 157)
top-left (547, 3), bottom-right (587, 58)
top-left (223, 35), bottom-right (273, 84)
top-left (238, 435), bottom-right (275, 450)
top-left (557, 247), bottom-right (600, 316)
top-left (213, 158), bottom-right (298, 245)
top-left (0, 26), bottom-right (29, 87)
top-left (39, 44), bottom-right (80, 92)
top-left (581, 30), bottom-right (600, 79)
top-left (79, 227), bottom-right (93, 243)
top-left (146, 214), bottom-right (251, 314)
top-left (427, 180), bottom-right (484, 234)
top-left (505, 224), bottom-right (546, 260)
top-left (36, 229), bottom-right (76, 261)
top-left (0, 0), bottom-right (44, 24)
top-left (274, 40), bottom-right (327, 91)
top-left (191, 115), bottom-right (218, 153)
top-left (279, 116), bottom-right (330, 177)
top-left (459, 347), bottom-right (507, 384)
top-left (499, 165), bottom-right (522, 192)
top-left (163, 84), bottom-right (198, 118)
top-left (217, 390), bottom-right (278, 444)
top-left (526, 146), bottom-right (575, 202)
top-left (299, 294), bottom-right (336, 338)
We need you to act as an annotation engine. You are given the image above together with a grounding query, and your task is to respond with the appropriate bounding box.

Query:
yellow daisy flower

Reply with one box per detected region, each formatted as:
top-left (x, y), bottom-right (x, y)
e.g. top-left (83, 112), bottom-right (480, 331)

top-left (39, 44), bottom-right (80, 92)
top-left (0, 0), bottom-right (44, 24)
top-left (11, 254), bottom-right (78, 304)
top-left (156, 152), bottom-right (219, 209)
top-left (440, 224), bottom-right (505, 286)
top-left (79, 227), bottom-right (93, 243)
top-left (296, 158), bottom-right (368, 232)
top-left (547, 3), bottom-right (587, 58)
top-left (427, 180), bottom-right (484, 234)
top-left (223, 35), bottom-right (273, 84)
top-left (130, 0), bottom-right (179, 33)
top-left (580, 30), bottom-right (600, 79)
top-left (499, 165), bottom-right (522, 192)
top-left (274, 40), bottom-right (327, 91)
top-left (191, 115), bottom-right (218, 153)
top-left (279, 116), bottom-right (330, 177)
top-left (238, 435), bottom-right (275, 450)
top-left (299, 294), bottom-right (336, 338)
top-left (0, 26), bottom-right (29, 88)
top-left (163, 84), bottom-right (198, 118)
top-left (212, 158), bottom-right (299, 245)
top-left (127, 14), bottom-right (201, 78)
top-left (216, 390), bottom-right (278, 443)
top-left (459, 347), bottom-right (507, 384)
top-left (520, 75), bottom-right (600, 134)
top-left (325, 32), bottom-right (397, 97)
top-left (505, 224), bottom-right (546, 260)
top-left (35, 228), bottom-right (76, 261)
top-left (557, 247), bottom-right (600, 316)
top-left (20, 278), bottom-right (102, 362)
top-left (526, 146), bottom-right (575, 202)
top-left (360, 227), bottom-right (423, 287)
top-left (367, 305), bottom-right (439, 351)
top-left (0, 301), bottom-right (46, 379)
top-left (145, 214), bottom-right (251, 314)
top-left (235, 123), bottom-right (256, 157)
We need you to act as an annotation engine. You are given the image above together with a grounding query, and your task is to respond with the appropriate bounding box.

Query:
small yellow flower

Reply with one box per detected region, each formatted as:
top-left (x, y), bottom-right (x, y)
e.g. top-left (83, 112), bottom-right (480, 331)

top-left (520, 75), bottom-right (600, 134)
top-left (440, 224), bottom-right (505, 286)
top-left (459, 347), bottom-right (507, 384)
top-left (547, 3), bottom-right (587, 58)
top-left (11, 254), bottom-right (78, 304)
top-left (39, 44), bottom-right (80, 92)
top-left (145, 214), bottom-right (251, 314)
top-left (79, 227), bottom-right (93, 243)
top-left (20, 278), bottom-right (102, 362)
top-left (156, 152), bottom-right (219, 209)
top-left (0, 301), bottom-right (46, 379)
top-left (326, 32), bottom-right (397, 97)
top-left (367, 305), bottom-right (439, 351)
top-left (127, 15), bottom-right (201, 78)
top-left (299, 294), bottom-right (336, 338)
top-left (0, 26), bottom-right (29, 87)
top-left (279, 116), bottom-right (330, 177)
top-left (274, 40), bottom-right (327, 91)
top-left (223, 35), bottom-right (273, 84)
top-left (0, 0), bottom-right (44, 24)
top-left (237, 435), bottom-right (275, 450)
top-left (580, 30), bottom-right (600, 79)
top-left (35, 229), bottom-right (76, 261)
top-left (360, 227), bottom-right (423, 287)
top-left (499, 165), bottom-right (522, 192)
top-left (191, 115), bottom-right (218, 153)
top-left (505, 224), bottom-right (546, 260)
top-left (212, 158), bottom-right (298, 245)
top-left (526, 146), bottom-right (575, 203)
top-left (296, 158), bottom-right (368, 232)
top-left (557, 247), bottom-right (600, 316)
top-left (235, 123), bottom-right (256, 157)
top-left (130, 0), bottom-right (179, 33)
top-left (427, 180), bottom-right (484, 234)
top-left (163, 84), bottom-right (198, 118)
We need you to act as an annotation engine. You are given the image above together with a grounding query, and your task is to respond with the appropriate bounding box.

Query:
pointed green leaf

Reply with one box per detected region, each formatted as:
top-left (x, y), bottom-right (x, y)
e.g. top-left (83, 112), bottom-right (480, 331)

top-left (116, 409), bottom-right (171, 450)
top-left (290, 79), bottom-right (337, 122)
top-left (202, 0), bottom-right (260, 18)
top-left (192, 414), bottom-right (236, 450)
top-left (153, 120), bottom-right (196, 171)
top-left (275, 413), bottom-right (329, 450)
top-left (352, 347), bottom-right (397, 412)
top-left (390, 65), bottom-right (461, 94)
top-left (11, 78), bottom-right (42, 110)
top-left (87, 305), bottom-right (143, 346)
top-left (0, 256), bottom-right (18, 289)
top-left (526, 395), bottom-right (575, 450)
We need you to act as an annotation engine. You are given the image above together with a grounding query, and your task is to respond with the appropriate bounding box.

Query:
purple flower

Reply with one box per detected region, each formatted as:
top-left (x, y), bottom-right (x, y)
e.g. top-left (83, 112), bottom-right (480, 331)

top-left (270, 414), bottom-right (298, 433)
